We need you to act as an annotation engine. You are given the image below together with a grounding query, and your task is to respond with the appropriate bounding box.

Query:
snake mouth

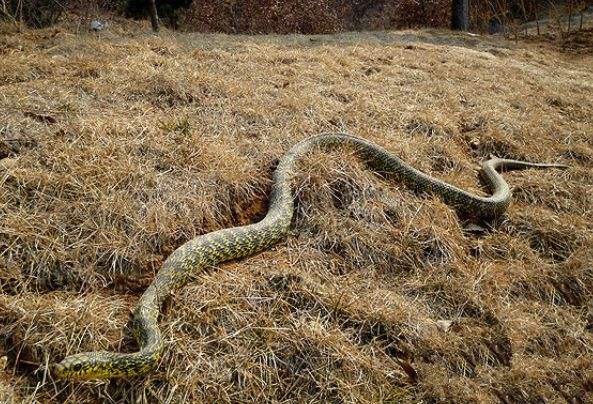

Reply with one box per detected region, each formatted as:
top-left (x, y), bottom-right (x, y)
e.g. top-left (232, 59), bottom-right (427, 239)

top-left (52, 362), bottom-right (66, 378)
top-left (52, 360), bottom-right (81, 380)
top-left (52, 359), bottom-right (87, 380)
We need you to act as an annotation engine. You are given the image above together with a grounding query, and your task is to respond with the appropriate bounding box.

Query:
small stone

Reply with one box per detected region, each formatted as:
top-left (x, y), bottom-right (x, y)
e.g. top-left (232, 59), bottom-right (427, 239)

top-left (90, 20), bottom-right (106, 31)
top-left (436, 320), bottom-right (453, 332)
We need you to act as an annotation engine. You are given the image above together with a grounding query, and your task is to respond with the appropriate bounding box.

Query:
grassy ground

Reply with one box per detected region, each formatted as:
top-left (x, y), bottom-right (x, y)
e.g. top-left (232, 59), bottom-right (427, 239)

top-left (1, 19), bottom-right (592, 403)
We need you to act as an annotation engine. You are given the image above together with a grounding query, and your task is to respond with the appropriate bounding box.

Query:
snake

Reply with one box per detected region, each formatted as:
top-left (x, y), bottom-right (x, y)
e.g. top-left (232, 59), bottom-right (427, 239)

top-left (52, 133), bottom-right (567, 379)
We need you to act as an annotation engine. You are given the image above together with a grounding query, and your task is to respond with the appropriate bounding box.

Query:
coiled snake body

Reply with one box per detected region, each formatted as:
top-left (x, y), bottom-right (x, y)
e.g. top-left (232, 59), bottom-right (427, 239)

top-left (53, 133), bottom-right (567, 379)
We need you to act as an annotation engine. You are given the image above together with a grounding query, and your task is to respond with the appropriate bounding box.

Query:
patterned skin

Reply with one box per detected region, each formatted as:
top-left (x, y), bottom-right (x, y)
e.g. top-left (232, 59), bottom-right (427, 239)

top-left (53, 133), bottom-right (568, 379)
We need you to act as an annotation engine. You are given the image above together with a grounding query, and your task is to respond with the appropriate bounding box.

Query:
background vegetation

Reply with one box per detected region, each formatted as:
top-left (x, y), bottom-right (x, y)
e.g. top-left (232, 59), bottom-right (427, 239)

top-left (1, 0), bottom-right (591, 35)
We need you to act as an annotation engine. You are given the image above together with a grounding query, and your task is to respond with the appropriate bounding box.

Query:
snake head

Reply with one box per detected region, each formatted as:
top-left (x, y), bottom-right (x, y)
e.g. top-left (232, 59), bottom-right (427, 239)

top-left (53, 351), bottom-right (123, 380)
top-left (53, 350), bottom-right (159, 380)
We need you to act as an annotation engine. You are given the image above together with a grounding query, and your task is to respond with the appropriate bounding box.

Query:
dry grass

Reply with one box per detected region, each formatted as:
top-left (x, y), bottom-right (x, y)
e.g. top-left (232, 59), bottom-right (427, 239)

top-left (1, 19), bottom-right (593, 403)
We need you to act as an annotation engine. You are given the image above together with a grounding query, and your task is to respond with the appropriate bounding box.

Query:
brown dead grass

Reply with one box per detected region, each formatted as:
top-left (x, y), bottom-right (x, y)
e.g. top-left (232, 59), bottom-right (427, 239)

top-left (1, 20), bottom-right (592, 403)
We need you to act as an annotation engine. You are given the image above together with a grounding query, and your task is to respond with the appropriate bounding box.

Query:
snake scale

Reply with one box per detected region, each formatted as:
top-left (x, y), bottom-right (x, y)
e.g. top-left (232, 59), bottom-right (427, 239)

top-left (53, 133), bottom-right (567, 379)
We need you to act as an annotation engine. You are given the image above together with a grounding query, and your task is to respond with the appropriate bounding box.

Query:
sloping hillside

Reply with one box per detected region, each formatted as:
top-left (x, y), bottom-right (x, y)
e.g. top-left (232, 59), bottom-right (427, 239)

top-left (1, 20), bottom-right (592, 402)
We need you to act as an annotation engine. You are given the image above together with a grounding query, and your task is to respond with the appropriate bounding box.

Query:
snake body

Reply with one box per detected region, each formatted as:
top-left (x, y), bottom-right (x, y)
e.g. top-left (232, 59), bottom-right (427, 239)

top-left (53, 133), bottom-right (567, 379)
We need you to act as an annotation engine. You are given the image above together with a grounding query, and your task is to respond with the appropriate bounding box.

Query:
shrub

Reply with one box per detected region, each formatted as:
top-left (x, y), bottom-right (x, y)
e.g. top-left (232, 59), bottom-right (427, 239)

top-left (2, 0), bottom-right (66, 27)
top-left (1, 0), bottom-right (128, 27)
top-left (182, 0), bottom-right (450, 34)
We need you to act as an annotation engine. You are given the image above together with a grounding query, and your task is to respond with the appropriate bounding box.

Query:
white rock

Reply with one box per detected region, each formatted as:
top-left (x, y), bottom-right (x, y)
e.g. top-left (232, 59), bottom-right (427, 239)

top-left (90, 20), bottom-right (106, 31)
top-left (436, 320), bottom-right (453, 332)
